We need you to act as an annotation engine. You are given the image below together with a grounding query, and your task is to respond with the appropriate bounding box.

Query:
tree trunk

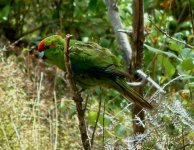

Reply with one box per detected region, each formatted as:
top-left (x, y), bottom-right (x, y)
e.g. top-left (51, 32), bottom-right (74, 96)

top-left (131, 0), bottom-right (145, 135)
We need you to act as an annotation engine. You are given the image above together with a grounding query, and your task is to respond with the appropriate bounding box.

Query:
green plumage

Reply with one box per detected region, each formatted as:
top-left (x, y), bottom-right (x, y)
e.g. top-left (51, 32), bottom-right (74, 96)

top-left (37, 35), bottom-right (153, 109)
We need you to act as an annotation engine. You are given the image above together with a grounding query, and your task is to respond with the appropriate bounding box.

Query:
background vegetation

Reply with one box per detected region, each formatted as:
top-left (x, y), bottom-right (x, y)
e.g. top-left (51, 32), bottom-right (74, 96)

top-left (0, 0), bottom-right (193, 149)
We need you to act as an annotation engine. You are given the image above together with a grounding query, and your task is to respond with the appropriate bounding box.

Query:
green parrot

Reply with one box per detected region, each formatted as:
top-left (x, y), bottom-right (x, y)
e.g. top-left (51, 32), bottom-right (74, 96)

top-left (37, 35), bottom-right (153, 109)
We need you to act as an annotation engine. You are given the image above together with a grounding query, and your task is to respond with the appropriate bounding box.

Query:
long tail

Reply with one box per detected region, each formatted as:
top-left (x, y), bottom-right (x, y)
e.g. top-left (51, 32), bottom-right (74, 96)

top-left (112, 78), bottom-right (153, 110)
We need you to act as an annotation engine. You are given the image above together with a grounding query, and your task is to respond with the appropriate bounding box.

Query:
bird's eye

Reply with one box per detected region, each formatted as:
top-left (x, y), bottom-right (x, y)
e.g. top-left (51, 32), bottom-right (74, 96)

top-left (44, 45), bottom-right (50, 49)
top-left (44, 44), bottom-right (56, 49)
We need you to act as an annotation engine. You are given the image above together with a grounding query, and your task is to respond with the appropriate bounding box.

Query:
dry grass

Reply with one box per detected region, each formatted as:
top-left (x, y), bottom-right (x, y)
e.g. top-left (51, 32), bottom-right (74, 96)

top-left (0, 47), bottom-right (82, 150)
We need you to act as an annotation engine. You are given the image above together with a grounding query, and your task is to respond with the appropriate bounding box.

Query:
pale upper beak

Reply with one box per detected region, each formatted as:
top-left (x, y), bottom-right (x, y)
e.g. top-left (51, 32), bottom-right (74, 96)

top-left (38, 51), bottom-right (44, 58)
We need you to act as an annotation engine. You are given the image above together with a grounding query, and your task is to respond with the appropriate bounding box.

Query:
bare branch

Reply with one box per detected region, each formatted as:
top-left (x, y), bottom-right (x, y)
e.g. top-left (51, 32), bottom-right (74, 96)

top-left (131, 0), bottom-right (145, 137)
top-left (105, 0), bottom-right (132, 68)
top-left (64, 34), bottom-right (91, 150)
top-left (91, 89), bottom-right (102, 147)
top-left (64, 34), bottom-right (77, 95)
top-left (127, 79), bottom-right (147, 86)
top-left (149, 18), bottom-right (194, 49)
top-left (136, 70), bottom-right (165, 93)
top-left (188, 0), bottom-right (194, 34)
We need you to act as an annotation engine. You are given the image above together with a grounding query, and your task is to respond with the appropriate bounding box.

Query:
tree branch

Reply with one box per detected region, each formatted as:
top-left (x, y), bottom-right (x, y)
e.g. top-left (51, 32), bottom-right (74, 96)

top-left (188, 0), bottom-right (194, 34)
top-left (91, 88), bottom-right (102, 147)
top-left (105, 0), bottom-right (132, 68)
top-left (64, 34), bottom-right (91, 150)
top-left (149, 18), bottom-right (194, 49)
top-left (131, 0), bottom-right (146, 136)
top-left (136, 70), bottom-right (165, 93)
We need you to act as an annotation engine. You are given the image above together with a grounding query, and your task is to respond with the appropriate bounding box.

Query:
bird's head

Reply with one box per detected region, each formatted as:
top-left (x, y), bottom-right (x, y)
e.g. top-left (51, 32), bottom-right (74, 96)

top-left (37, 35), bottom-right (66, 70)
top-left (37, 35), bottom-right (64, 59)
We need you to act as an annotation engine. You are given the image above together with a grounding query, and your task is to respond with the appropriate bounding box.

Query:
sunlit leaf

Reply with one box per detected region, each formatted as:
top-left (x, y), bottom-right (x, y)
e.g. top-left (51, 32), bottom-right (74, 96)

top-left (144, 44), bottom-right (182, 61)
top-left (87, 111), bottom-right (112, 126)
top-left (179, 21), bottom-right (192, 29)
top-left (181, 58), bottom-right (194, 71)
top-left (158, 55), bottom-right (176, 78)
top-left (168, 40), bottom-right (183, 52)
top-left (0, 5), bottom-right (10, 22)
top-left (181, 48), bottom-right (194, 59)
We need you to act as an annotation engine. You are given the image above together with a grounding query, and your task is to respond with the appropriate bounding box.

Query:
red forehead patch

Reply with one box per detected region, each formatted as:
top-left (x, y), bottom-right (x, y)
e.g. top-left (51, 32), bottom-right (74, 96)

top-left (38, 41), bottom-right (45, 52)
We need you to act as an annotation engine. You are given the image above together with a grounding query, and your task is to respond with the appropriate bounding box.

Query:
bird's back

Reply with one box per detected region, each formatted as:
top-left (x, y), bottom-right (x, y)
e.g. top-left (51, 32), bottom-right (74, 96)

top-left (69, 40), bottom-right (122, 72)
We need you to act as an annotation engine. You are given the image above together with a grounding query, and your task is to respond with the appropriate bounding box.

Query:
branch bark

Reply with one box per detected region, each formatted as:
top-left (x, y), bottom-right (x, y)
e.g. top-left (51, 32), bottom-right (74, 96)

top-left (131, 0), bottom-right (145, 135)
top-left (105, 0), bottom-right (132, 68)
top-left (188, 0), bottom-right (194, 34)
top-left (105, 0), bottom-right (147, 137)
top-left (64, 34), bottom-right (91, 150)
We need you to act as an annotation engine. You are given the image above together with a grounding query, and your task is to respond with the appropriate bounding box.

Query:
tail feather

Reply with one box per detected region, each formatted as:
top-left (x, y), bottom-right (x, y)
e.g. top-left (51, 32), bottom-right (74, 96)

top-left (112, 78), bottom-right (153, 110)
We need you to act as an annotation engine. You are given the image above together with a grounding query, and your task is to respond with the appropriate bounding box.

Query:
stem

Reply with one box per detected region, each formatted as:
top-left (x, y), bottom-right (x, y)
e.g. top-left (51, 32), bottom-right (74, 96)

top-left (105, 0), bottom-right (132, 68)
top-left (91, 88), bottom-right (102, 147)
top-left (188, 0), bottom-right (194, 34)
top-left (149, 18), bottom-right (194, 49)
top-left (102, 99), bottom-right (105, 149)
top-left (131, 0), bottom-right (145, 137)
top-left (64, 34), bottom-right (91, 150)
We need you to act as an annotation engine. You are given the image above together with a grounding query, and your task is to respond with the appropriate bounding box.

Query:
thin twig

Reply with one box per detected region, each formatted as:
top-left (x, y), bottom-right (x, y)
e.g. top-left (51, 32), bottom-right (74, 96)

top-left (84, 94), bottom-right (89, 115)
top-left (103, 97), bottom-right (105, 149)
top-left (19, 19), bottom-right (60, 39)
top-left (126, 68), bottom-right (165, 92)
top-left (32, 71), bottom-right (43, 149)
top-left (136, 70), bottom-right (165, 93)
top-left (149, 18), bottom-right (194, 49)
top-left (135, 75), bottom-right (193, 118)
top-left (188, 0), bottom-right (194, 34)
top-left (91, 88), bottom-right (102, 147)
top-left (9, 37), bottom-right (24, 47)
top-left (53, 90), bottom-right (58, 150)
top-left (64, 34), bottom-right (91, 150)
top-left (175, 144), bottom-right (191, 150)
top-left (0, 125), bottom-right (11, 150)
top-left (182, 125), bottom-right (185, 150)
top-left (10, 115), bottom-right (24, 150)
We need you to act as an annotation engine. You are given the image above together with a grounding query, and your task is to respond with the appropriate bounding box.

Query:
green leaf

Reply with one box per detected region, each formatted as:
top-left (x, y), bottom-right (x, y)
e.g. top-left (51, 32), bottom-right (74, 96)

top-left (88, 0), bottom-right (97, 11)
top-left (0, 5), bottom-right (10, 22)
top-left (181, 58), bottom-right (194, 71)
top-left (181, 48), bottom-right (194, 59)
top-left (185, 82), bottom-right (194, 89)
top-left (168, 40), bottom-right (183, 52)
top-left (87, 111), bottom-right (112, 126)
top-left (154, 10), bottom-right (163, 21)
top-left (179, 21), bottom-right (191, 29)
top-left (144, 44), bottom-right (182, 61)
top-left (158, 55), bottom-right (176, 78)
top-left (115, 124), bottom-right (127, 138)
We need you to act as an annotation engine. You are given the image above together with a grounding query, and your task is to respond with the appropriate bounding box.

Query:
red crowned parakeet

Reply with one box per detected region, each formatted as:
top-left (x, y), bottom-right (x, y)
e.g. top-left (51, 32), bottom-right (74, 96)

top-left (37, 35), bottom-right (153, 109)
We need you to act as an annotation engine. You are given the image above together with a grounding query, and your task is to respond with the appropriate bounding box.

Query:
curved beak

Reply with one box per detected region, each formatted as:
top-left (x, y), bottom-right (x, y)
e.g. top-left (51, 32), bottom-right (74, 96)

top-left (38, 51), bottom-right (45, 58)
